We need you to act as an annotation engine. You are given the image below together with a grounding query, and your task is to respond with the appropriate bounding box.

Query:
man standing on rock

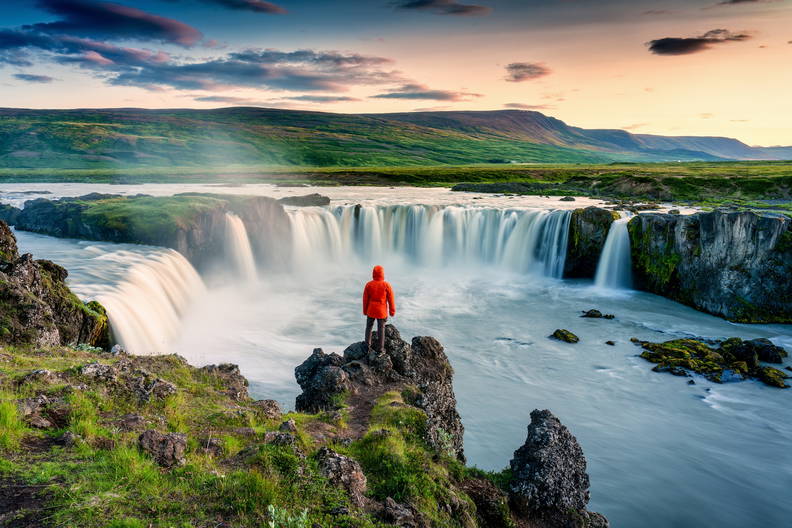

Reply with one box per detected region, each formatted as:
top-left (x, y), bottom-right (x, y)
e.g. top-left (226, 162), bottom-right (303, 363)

top-left (363, 265), bottom-right (396, 353)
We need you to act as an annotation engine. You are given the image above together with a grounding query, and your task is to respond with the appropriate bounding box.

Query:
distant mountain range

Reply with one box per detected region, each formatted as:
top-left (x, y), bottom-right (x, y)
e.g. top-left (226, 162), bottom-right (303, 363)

top-left (0, 107), bottom-right (788, 169)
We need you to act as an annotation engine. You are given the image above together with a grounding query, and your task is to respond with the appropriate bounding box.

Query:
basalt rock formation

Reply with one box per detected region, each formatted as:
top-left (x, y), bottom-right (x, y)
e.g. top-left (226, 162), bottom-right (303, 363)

top-left (564, 206), bottom-right (619, 279)
top-left (628, 209), bottom-right (792, 323)
top-left (509, 409), bottom-right (608, 527)
top-left (295, 324), bottom-right (465, 461)
top-left (0, 193), bottom-right (292, 271)
top-left (0, 220), bottom-right (109, 347)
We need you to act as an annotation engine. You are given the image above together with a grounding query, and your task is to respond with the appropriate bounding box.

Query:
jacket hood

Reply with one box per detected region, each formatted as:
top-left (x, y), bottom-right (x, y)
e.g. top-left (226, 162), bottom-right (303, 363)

top-left (372, 265), bottom-right (385, 280)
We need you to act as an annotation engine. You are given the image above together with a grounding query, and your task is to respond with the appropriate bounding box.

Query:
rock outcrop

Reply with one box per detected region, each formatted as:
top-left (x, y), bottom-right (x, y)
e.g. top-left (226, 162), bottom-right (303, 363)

top-left (1, 193), bottom-right (292, 271)
top-left (550, 329), bottom-right (579, 343)
top-left (0, 221), bottom-right (109, 347)
top-left (628, 210), bottom-right (792, 323)
top-left (638, 337), bottom-right (790, 388)
top-left (564, 207), bottom-right (619, 278)
top-left (510, 409), bottom-right (608, 527)
top-left (295, 325), bottom-right (465, 461)
top-left (278, 193), bottom-right (331, 207)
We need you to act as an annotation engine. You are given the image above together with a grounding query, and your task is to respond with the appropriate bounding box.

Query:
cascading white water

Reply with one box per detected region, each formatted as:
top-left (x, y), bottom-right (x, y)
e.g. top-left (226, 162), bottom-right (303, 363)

top-left (97, 250), bottom-right (206, 355)
top-left (224, 213), bottom-right (258, 281)
top-left (594, 216), bottom-right (633, 290)
top-left (288, 205), bottom-right (571, 277)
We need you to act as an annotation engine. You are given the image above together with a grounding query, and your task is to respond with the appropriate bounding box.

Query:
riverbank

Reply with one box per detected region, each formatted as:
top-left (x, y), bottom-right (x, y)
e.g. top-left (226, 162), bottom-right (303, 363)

top-left (0, 161), bottom-right (790, 205)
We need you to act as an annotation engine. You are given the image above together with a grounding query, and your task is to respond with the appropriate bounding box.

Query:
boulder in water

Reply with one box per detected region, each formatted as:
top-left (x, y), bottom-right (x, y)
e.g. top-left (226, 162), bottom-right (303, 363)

top-left (640, 337), bottom-right (790, 388)
top-left (560, 196), bottom-right (576, 202)
top-left (509, 409), bottom-right (607, 526)
top-left (581, 309), bottom-right (615, 319)
top-left (550, 329), bottom-right (579, 343)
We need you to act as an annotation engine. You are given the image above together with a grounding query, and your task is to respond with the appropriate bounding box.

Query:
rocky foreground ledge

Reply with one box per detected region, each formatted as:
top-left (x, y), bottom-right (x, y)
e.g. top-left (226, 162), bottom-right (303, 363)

top-left (0, 326), bottom-right (608, 527)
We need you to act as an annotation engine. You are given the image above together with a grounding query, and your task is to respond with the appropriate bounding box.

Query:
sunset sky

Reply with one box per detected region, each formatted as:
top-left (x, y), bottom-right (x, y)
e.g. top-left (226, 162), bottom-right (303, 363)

top-left (0, 0), bottom-right (790, 145)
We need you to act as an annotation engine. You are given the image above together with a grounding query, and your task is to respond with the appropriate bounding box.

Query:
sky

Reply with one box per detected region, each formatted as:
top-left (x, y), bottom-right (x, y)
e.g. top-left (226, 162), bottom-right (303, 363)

top-left (0, 0), bottom-right (790, 145)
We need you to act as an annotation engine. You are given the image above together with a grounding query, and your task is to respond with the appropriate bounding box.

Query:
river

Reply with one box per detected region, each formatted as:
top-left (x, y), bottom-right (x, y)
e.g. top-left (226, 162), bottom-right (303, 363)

top-left (4, 183), bottom-right (791, 528)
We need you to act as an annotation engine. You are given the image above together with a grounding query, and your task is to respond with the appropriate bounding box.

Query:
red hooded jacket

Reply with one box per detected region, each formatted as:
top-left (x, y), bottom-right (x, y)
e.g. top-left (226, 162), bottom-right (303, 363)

top-left (363, 265), bottom-right (396, 319)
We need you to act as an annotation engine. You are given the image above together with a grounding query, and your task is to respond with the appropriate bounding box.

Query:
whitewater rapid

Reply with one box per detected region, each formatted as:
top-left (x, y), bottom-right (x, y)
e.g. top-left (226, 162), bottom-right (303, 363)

top-left (8, 188), bottom-right (792, 528)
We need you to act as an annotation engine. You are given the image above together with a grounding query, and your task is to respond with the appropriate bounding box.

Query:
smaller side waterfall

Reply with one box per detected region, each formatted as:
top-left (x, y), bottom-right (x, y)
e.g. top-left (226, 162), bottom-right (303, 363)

top-left (97, 250), bottom-right (206, 355)
top-left (224, 213), bottom-right (257, 281)
top-left (594, 216), bottom-right (633, 290)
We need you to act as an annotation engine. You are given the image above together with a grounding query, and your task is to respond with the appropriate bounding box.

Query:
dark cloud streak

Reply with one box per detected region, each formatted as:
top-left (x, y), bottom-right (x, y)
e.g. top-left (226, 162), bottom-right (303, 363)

top-left (202, 0), bottom-right (286, 13)
top-left (393, 0), bottom-right (491, 16)
top-left (27, 0), bottom-right (202, 46)
top-left (13, 73), bottom-right (56, 83)
top-left (505, 62), bottom-right (551, 82)
top-left (647, 29), bottom-right (752, 55)
top-left (371, 83), bottom-right (481, 101)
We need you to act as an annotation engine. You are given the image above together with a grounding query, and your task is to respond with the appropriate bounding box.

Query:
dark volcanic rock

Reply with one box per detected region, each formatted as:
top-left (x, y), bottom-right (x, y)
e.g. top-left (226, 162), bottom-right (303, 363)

top-left (0, 221), bottom-right (109, 348)
top-left (295, 325), bottom-right (465, 461)
top-left (581, 309), bottom-right (614, 319)
top-left (278, 193), bottom-right (331, 207)
top-left (316, 447), bottom-right (368, 507)
top-left (199, 363), bottom-right (249, 401)
top-left (628, 210), bottom-right (792, 323)
top-left (509, 410), bottom-right (606, 526)
top-left (550, 329), bottom-right (579, 343)
top-left (138, 430), bottom-right (187, 468)
top-left (564, 207), bottom-right (618, 279)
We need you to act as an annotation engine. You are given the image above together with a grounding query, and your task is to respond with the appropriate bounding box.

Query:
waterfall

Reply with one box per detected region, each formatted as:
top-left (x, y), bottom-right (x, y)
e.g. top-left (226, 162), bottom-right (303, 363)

top-left (288, 205), bottom-right (571, 278)
top-left (594, 217), bottom-right (633, 290)
top-left (224, 213), bottom-right (257, 281)
top-left (97, 250), bottom-right (206, 355)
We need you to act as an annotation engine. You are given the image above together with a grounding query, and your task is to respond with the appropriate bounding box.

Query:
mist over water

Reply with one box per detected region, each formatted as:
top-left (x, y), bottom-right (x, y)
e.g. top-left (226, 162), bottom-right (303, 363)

top-left (9, 186), bottom-right (792, 528)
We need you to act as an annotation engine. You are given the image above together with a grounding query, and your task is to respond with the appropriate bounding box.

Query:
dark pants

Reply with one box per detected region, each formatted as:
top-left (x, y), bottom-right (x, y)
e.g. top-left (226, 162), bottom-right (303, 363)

top-left (365, 317), bottom-right (386, 352)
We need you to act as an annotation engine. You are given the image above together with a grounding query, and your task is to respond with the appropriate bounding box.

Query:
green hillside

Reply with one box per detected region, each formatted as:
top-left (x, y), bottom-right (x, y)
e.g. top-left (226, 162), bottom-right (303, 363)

top-left (0, 107), bottom-right (617, 169)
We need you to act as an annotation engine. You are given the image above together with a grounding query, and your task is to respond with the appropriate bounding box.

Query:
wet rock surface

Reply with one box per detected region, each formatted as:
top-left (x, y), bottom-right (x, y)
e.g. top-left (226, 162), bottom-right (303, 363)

top-left (565, 207), bottom-right (618, 278)
top-left (638, 337), bottom-right (790, 388)
top-left (550, 329), bottom-right (580, 343)
top-left (295, 324), bottom-right (465, 460)
top-left (628, 209), bottom-right (792, 323)
top-left (581, 309), bottom-right (614, 319)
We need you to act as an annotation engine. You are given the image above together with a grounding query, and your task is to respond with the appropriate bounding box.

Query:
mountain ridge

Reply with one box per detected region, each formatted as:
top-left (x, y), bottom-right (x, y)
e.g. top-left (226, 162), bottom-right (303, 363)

top-left (0, 106), bottom-right (787, 168)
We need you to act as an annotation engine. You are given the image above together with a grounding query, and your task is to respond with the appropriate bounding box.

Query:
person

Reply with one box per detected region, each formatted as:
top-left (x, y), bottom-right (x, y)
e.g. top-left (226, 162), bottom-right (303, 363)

top-left (362, 265), bottom-right (396, 353)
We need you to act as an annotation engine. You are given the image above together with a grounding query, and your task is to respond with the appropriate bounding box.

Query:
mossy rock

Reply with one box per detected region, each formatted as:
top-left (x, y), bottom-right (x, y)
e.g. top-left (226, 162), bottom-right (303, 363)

top-left (756, 367), bottom-right (790, 389)
top-left (550, 329), bottom-right (579, 343)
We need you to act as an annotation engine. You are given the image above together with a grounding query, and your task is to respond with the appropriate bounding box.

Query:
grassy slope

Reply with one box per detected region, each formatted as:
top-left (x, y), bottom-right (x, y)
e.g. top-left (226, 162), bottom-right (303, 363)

top-left (0, 108), bottom-right (618, 169)
top-left (0, 345), bottom-right (509, 528)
